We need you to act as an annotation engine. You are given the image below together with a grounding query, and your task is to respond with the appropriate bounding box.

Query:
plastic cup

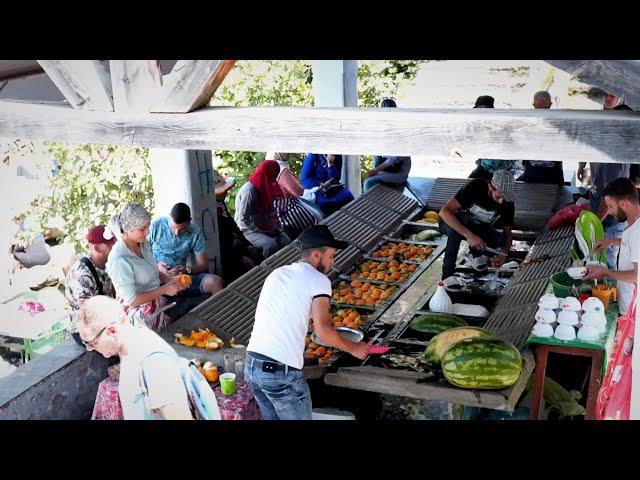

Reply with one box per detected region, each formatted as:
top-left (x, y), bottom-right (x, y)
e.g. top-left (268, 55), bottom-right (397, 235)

top-left (220, 373), bottom-right (237, 396)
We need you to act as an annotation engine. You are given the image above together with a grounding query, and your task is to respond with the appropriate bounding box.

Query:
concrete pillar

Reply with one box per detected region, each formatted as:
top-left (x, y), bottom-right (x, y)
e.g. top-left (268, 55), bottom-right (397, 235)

top-left (149, 149), bottom-right (221, 274)
top-left (311, 60), bottom-right (361, 198)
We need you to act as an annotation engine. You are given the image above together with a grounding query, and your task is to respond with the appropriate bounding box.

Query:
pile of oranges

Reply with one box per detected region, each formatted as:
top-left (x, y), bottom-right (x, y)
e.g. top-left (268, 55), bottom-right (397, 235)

top-left (370, 242), bottom-right (434, 262)
top-left (174, 328), bottom-right (224, 350)
top-left (304, 339), bottom-right (334, 364)
top-left (350, 260), bottom-right (416, 283)
top-left (331, 280), bottom-right (396, 306)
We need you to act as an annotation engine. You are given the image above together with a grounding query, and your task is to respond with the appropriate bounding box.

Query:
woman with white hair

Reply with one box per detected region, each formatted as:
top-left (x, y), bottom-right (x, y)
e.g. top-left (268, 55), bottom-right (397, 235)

top-left (105, 203), bottom-right (185, 331)
top-left (77, 295), bottom-right (193, 420)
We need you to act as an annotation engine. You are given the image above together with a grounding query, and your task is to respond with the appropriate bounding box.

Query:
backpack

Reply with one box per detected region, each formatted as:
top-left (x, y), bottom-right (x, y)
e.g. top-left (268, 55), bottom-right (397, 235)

top-left (138, 350), bottom-right (221, 420)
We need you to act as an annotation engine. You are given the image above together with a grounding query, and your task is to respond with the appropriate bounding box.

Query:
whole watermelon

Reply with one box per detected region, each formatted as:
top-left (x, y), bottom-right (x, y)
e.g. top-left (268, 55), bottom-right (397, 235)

top-left (441, 337), bottom-right (522, 390)
top-left (425, 326), bottom-right (492, 367)
top-left (410, 313), bottom-right (467, 334)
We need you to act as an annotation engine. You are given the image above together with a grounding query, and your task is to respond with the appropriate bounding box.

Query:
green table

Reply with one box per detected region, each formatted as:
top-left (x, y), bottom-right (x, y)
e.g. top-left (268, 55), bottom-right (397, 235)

top-left (527, 299), bottom-right (619, 420)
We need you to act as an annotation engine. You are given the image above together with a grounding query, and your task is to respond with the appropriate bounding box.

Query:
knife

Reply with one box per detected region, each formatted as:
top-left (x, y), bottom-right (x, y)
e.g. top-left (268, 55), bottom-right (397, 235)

top-left (484, 247), bottom-right (509, 257)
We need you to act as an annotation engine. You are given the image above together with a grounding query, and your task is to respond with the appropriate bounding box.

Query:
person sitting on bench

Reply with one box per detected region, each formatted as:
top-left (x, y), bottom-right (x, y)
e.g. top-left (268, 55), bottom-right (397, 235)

top-left (439, 170), bottom-right (515, 280)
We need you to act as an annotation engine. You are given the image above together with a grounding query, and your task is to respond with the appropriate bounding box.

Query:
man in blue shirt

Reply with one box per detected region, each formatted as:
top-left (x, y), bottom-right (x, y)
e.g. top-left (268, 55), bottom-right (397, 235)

top-left (148, 203), bottom-right (223, 296)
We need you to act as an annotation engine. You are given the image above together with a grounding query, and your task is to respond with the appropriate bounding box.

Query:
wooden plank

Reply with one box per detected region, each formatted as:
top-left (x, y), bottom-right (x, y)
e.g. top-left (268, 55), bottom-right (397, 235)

top-left (37, 60), bottom-right (113, 111)
top-left (0, 60), bottom-right (43, 82)
top-left (324, 348), bottom-right (535, 412)
top-left (2, 102), bottom-right (640, 163)
top-left (109, 60), bottom-right (163, 112)
top-left (545, 60), bottom-right (640, 110)
top-left (151, 60), bottom-right (236, 113)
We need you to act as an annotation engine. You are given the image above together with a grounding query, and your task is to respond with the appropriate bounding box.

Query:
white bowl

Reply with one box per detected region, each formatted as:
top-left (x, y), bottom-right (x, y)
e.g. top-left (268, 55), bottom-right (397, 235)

top-left (581, 311), bottom-right (606, 326)
top-left (554, 324), bottom-right (577, 341)
top-left (535, 308), bottom-right (557, 324)
top-left (532, 322), bottom-right (554, 338)
top-left (538, 294), bottom-right (560, 310)
top-left (577, 325), bottom-right (600, 342)
top-left (560, 297), bottom-right (582, 312)
top-left (582, 297), bottom-right (606, 314)
top-left (557, 310), bottom-right (579, 326)
top-left (567, 267), bottom-right (587, 279)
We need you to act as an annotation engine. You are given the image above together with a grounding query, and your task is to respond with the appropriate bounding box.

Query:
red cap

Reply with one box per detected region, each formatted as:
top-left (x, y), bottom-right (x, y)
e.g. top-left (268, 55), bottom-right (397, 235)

top-left (87, 225), bottom-right (114, 245)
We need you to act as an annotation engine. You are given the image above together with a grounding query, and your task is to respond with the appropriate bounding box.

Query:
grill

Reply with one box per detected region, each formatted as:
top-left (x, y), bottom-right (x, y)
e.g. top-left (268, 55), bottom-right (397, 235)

top-left (185, 288), bottom-right (257, 343)
top-left (483, 304), bottom-right (539, 349)
top-left (322, 210), bottom-right (383, 252)
top-left (536, 224), bottom-right (575, 244)
top-left (361, 184), bottom-right (419, 216)
top-left (426, 178), bottom-right (561, 231)
top-left (491, 278), bottom-right (550, 313)
top-left (513, 256), bottom-right (573, 284)
top-left (333, 245), bottom-right (364, 273)
top-left (344, 199), bottom-right (404, 231)
top-left (228, 265), bottom-right (273, 299)
top-left (527, 236), bottom-right (575, 261)
top-left (261, 241), bottom-right (302, 269)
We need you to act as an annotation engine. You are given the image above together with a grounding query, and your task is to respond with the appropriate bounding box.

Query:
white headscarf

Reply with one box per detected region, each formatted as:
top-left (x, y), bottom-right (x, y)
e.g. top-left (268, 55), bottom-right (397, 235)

top-left (104, 203), bottom-right (151, 243)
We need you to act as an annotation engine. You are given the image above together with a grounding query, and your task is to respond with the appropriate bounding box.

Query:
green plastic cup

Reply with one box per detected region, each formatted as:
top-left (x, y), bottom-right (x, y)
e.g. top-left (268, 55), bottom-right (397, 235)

top-left (220, 372), bottom-right (237, 396)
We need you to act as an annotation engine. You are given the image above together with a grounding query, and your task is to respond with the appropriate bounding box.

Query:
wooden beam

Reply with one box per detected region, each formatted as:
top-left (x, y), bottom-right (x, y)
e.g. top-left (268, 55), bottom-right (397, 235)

top-left (37, 60), bottom-right (113, 111)
top-left (109, 61), bottom-right (163, 112)
top-left (545, 60), bottom-right (640, 110)
top-left (151, 60), bottom-right (236, 113)
top-left (2, 102), bottom-right (640, 164)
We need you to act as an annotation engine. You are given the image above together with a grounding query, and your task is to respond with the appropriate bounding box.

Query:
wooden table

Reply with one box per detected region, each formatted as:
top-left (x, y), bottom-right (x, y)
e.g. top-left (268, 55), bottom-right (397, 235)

top-left (530, 345), bottom-right (605, 420)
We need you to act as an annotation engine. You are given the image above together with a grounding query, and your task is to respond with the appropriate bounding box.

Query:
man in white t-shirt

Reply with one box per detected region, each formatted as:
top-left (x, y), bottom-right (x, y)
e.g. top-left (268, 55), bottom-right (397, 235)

top-left (585, 177), bottom-right (640, 316)
top-left (77, 296), bottom-right (193, 420)
top-left (244, 225), bottom-right (370, 420)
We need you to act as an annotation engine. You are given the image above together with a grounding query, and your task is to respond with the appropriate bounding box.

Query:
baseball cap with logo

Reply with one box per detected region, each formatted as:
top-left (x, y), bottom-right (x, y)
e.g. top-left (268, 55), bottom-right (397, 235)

top-left (491, 170), bottom-right (515, 203)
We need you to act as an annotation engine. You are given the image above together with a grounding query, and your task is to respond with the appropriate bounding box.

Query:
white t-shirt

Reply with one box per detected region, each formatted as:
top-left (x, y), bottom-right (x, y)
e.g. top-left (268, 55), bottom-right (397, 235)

top-left (247, 261), bottom-right (331, 370)
top-left (118, 327), bottom-right (192, 420)
top-left (617, 218), bottom-right (640, 315)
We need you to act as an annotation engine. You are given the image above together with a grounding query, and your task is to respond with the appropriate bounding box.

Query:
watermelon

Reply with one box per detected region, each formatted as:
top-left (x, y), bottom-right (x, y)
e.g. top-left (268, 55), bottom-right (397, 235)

top-left (441, 337), bottom-right (522, 390)
top-left (424, 326), bottom-right (492, 367)
top-left (410, 313), bottom-right (467, 334)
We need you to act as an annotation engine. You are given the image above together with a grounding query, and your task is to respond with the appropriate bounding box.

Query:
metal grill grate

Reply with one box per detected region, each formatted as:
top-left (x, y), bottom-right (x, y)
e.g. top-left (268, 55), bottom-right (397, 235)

top-left (361, 184), bottom-right (418, 216)
top-left (536, 224), bottom-right (575, 244)
top-left (484, 304), bottom-right (539, 349)
top-left (261, 241), bottom-right (302, 269)
top-left (322, 210), bottom-right (383, 251)
top-left (188, 288), bottom-right (257, 343)
top-left (333, 245), bottom-right (363, 273)
top-left (228, 265), bottom-right (273, 300)
top-left (526, 236), bottom-right (575, 261)
top-left (344, 199), bottom-right (404, 231)
top-left (512, 256), bottom-right (573, 284)
top-left (492, 278), bottom-right (550, 312)
top-left (426, 178), bottom-right (560, 230)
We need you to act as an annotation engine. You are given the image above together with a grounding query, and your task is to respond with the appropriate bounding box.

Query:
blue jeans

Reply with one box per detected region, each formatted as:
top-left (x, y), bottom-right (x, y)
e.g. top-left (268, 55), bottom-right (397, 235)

top-left (604, 221), bottom-right (627, 269)
top-left (363, 175), bottom-right (405, 193)
top-left (244, 355), bottom-right (312, 420)
top-left (182, 273), bottom-right (209, 296)
top-left (440, 215), bottom-right (503, 280)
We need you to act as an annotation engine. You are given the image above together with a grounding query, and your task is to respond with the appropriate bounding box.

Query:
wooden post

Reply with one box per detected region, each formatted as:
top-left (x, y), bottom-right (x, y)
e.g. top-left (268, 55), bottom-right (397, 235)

top-left (148, 149), bottom-right (221, 275)
top-left (311, 60), bottom-right (362, 197)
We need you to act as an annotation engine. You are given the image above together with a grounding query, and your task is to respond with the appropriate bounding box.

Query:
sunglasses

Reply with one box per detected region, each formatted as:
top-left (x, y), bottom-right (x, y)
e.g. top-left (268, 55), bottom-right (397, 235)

top-left (82, 322), bottom-right (116, 349)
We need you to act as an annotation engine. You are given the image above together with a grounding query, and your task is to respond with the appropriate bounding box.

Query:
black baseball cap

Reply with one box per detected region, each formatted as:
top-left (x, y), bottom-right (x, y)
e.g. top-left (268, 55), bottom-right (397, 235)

top-left (298, 225), bottom-right (349, 250)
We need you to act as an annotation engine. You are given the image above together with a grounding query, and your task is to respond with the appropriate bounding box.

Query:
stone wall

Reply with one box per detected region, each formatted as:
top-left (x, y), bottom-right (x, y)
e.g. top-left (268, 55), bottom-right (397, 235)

top-left (0, 339), bottom-right (111, 420)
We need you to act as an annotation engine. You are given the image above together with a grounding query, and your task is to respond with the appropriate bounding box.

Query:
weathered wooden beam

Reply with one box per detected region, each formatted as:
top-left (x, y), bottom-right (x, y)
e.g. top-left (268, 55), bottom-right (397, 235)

top-left (545, 60), bottom-right (640, 110)
top-left (109, 60), bottom-right (163, 112)
top-left (37, 60), bottom-right (113, 111)
top-left (1, 102), bottom-right (640, 164)
top-left (151, 60), bottom-right (236, 113)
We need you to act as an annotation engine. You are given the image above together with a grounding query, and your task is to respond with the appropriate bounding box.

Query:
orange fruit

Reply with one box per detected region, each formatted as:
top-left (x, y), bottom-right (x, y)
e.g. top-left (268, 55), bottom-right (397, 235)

top-left (177, 274), bottom-right (192, 287)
